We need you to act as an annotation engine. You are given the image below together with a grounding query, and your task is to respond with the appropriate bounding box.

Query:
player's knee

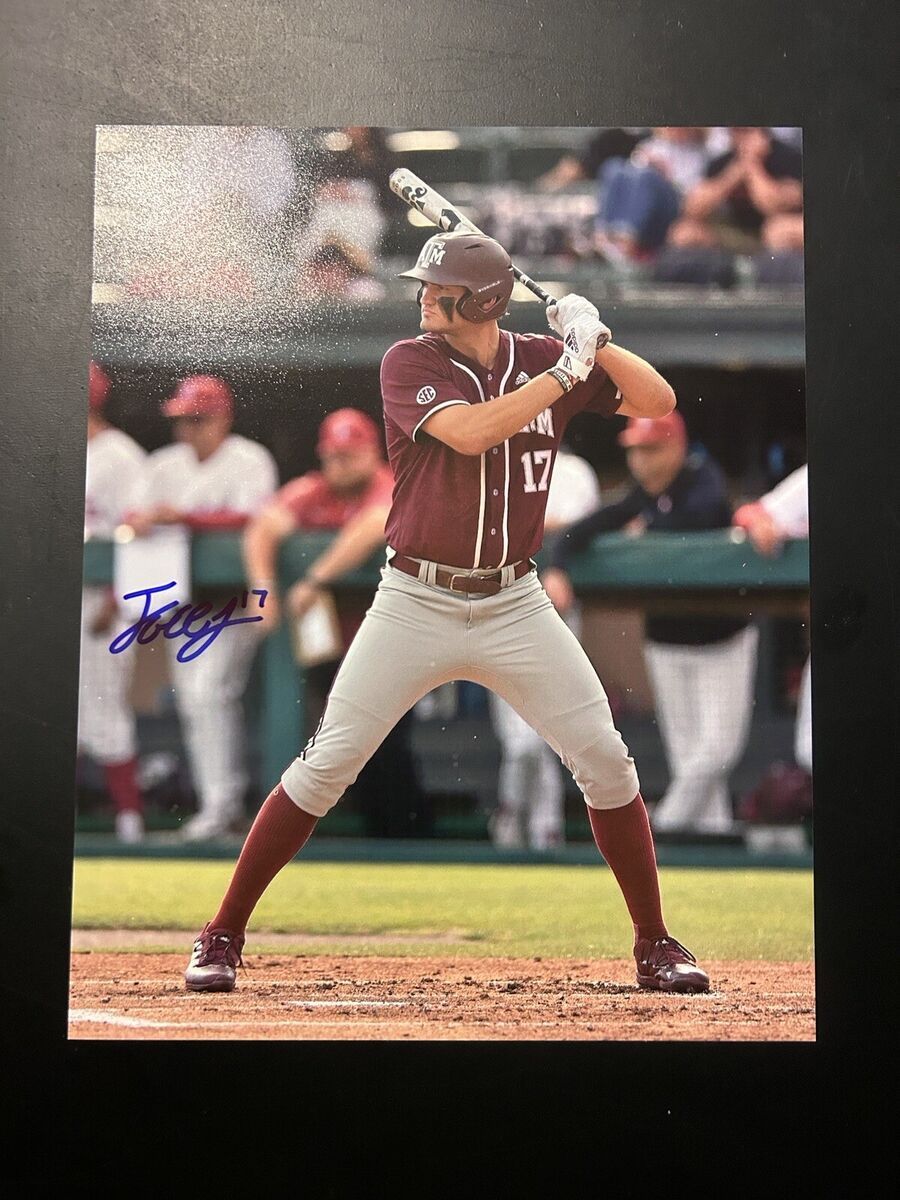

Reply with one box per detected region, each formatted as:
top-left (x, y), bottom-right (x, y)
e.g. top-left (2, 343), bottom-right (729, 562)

top-left (280, 748), bottom-right (373, 819)
top-left (571, 738), bottom-right (640, 810)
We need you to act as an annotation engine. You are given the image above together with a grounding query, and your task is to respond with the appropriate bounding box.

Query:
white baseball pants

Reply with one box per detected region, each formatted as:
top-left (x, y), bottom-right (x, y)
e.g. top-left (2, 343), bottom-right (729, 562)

top-left (644, 624), bottom-right (759, 832)
top-left (795, 655), bottom-right (812, 773)
top-left (78, 586), bottom-right (137, 764)
top-left (282, 565), bottom-right (639, 818)
top-left (165, 624), bottom-right (262, 825)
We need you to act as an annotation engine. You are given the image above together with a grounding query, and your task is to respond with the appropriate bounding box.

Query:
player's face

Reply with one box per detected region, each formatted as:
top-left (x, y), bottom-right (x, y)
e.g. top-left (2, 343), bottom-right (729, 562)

top-left (418, 282), bottom-right (466, 331)
top-left (173, 413), bottom-right (231, 459)
top-left (626, 440), bottom-right (685, 495)
top-left (320, 444), bottom-right (379, 493)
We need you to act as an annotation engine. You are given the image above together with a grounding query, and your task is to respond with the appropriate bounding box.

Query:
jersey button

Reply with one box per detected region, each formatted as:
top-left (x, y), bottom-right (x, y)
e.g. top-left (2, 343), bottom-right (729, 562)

top-left (493, 489), bottom-right (499, 496)
top-left (488, 373), bottom-right (493, 380)
top-left (491, 528), bottom-right (497, 536)
top-left (492, 447), bottom-right (499, 455)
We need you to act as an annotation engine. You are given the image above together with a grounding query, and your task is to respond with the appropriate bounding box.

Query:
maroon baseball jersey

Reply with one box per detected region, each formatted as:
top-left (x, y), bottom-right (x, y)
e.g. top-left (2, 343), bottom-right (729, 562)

top-left (380, 330), bottom-right (621, 568)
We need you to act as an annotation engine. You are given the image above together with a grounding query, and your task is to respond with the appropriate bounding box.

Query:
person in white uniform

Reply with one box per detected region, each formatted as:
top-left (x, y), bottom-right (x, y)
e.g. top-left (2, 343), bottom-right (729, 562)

top-left (544, 412), bottom-right (758, 836)
top-left (126, 375), bottom-right (278, 841)
top-left (488, 445), bottom-right (601, 849)
top-left (80, 362), bottom-right (149, 842)
top-left (733, 464), bottom-right (811, 772)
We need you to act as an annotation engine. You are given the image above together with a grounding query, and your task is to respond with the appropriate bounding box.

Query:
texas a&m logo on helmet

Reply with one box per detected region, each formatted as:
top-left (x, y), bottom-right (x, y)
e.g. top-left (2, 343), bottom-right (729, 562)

top-left (418, 239), bottom-right (447, 268)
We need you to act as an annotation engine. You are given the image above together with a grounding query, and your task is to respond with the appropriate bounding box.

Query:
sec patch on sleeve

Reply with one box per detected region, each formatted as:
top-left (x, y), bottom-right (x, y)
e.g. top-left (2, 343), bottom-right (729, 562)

top-left (416, 386), bottom-right (437, 405)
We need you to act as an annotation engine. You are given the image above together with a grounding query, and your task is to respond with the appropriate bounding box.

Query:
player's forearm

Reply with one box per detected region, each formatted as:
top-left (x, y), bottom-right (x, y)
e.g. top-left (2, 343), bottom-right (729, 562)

top-left (305, 507), bottom-right (389, 585)
top-left (183, 509), bottom-right (249, 532)
top-left (242, 523), bottom-right (283, 588)
top-left (595, 343), bottom-right (675, 417)
top-left (439, 372), bottom-right (567, 456)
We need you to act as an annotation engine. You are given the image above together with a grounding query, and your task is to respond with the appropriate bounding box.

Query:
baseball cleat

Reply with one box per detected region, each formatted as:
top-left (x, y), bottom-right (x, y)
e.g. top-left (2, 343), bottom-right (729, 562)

top-left (184, 923), bottom-right (245, 992)
top-left (634, 936), bottom-right (710, 994)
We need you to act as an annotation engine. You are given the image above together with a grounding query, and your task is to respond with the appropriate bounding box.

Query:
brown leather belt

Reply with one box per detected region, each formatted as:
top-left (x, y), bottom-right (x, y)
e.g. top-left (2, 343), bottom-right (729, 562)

top-left (390, 554), bottom-right (534, 596)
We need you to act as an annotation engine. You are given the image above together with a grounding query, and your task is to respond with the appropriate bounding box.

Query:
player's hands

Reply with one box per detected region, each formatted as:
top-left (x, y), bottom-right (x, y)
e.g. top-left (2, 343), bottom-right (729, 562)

top-left (287, 579), bottom-right (323, 620)
top-left (547, 294), bottom-right (611, 381)
top-left (733, 503), bottom-right (785, 557)
top-left (546, 293), bottom-right (600, 337)
top-left (151, 504), bottom-right (186, 525)
top-left (554, 315), bottom-right (612, 381)
top-left (541, 567), bottom-right (575, 615)
top-left (125, 510), bottom-right (157, 538)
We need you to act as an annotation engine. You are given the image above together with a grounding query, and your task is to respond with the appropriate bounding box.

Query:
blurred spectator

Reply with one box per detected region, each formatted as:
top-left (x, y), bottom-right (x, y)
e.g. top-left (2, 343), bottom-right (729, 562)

top-left (544, 412), bottom-right (757, 837)
top-left (594, 127), bottom-right (711, 262)
top-left (291, 127), bottom-right (401, 300)
top-left (489, 444), bottom-right (601, 850)
top-left (733, 463), bottom-right (810, 773)
top-left (80, 362), bottom-right (148, 843)
top-left (125, 375), bottom-right (279, 840)
top-left (536, 128), bottom-right (649, 191)
top-left (243, 408), bottom-right (432, 838)
top-left (667, 126), bottom-right (803, 254)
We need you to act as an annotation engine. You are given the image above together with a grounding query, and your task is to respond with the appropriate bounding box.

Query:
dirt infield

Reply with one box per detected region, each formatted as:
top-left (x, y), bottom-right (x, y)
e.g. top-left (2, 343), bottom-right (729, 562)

top-left (69, 938), bottom-right (814, 1041)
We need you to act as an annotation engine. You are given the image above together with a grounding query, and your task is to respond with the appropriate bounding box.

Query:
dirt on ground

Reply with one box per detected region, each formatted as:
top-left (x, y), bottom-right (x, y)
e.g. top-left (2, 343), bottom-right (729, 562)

top-left (69, 935), bottom-right (814, 1041)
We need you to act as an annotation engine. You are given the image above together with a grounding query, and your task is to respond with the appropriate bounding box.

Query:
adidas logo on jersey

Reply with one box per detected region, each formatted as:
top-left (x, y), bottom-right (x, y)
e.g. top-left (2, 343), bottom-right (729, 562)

top-left (514, 371), bottom-right (530, 386)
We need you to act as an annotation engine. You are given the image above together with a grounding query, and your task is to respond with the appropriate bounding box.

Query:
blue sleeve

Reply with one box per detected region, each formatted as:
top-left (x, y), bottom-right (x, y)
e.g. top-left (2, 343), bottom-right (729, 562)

top-left (549, 487), bottom-right (645, 567)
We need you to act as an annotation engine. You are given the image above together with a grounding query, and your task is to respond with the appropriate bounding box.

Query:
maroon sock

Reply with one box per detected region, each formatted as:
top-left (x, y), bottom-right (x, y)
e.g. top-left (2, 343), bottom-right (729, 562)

top-left (104, 757), bottom-right (142, 814)
top-left (210, 783), bottom-right (318, 935)
top-left (586, 794), bottom-right (668, 944)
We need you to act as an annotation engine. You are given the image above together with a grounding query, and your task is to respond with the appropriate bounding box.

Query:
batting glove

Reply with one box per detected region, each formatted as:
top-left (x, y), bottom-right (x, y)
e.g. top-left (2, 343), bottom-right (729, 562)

top-left (546, 293), bottom-right (601, 337)
top-left (555, 313), bottom-right (611, 382)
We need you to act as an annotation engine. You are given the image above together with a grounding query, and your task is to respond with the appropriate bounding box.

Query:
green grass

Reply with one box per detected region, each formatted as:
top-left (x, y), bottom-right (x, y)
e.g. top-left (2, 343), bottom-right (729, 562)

top-left (72, 859), bottom-right (814, 960)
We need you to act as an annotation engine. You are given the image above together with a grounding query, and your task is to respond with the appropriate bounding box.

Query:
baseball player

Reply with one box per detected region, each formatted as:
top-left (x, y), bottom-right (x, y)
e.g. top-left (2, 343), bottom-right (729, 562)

top-left (544, 412), bottom-right (757, 837)
top-left (79, 361), bottom-right (148, 843)
top-left (185, 230), bottom-right (710, 996)
top-left (733, 464), bottom-right (811, 772)
top-left (243, 407), bottom-right (430, 837)
top-left (127, 375), bottom-right (278, 841)
top-left (488, 443), bottom-right (601, 850)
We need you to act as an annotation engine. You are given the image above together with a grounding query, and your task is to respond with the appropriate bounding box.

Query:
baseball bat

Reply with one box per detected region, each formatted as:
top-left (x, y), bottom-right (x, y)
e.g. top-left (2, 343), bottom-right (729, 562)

top-left (389, 167), bottom-right (556, 306)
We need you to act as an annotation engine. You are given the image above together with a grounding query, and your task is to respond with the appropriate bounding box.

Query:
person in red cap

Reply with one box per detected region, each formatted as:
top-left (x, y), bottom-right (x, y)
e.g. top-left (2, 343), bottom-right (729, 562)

top-left (125, 373), bottom-right (279, 841)
top-left (544, 411), bottom-right (758, 838)
top-left (79, 361), bottom-right (149, 842)
top-left (243, 408), bottom-right (430, 837)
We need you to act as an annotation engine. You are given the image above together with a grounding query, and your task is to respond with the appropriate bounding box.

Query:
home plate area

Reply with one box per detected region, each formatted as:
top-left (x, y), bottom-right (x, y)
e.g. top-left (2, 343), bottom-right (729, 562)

top-left (68, 950), bottom-right (814, 1040)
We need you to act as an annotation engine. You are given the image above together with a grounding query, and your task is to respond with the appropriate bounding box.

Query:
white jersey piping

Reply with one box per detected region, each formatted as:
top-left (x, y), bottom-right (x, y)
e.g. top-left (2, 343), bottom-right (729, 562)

top-left (497, 331), bottom-right (516, 567)
top-left (412, 398), bottom-right (470, 443)
top-left (448, 355), bottom-right (488, 568)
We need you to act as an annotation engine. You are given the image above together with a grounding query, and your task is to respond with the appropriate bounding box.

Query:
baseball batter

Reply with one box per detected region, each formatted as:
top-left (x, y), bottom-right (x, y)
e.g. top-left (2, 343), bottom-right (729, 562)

top-left (80, 361), bottom-right (148, 842)
top-left (185, 230), bottom-right (711, 996)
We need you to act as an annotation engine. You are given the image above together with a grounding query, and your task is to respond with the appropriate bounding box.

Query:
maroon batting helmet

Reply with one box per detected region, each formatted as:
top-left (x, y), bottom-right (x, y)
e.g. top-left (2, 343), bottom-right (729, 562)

top-left (163, 375), bottom-right (234, 418)
top-left (89, 360), bottom-right (111, 411)
top-left (398, 231), bottom-right (515, 324)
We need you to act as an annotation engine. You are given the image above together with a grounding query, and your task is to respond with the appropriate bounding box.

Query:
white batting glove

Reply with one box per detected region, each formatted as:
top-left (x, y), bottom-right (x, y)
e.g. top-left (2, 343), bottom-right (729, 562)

top-left (555, 313), bottom-right (611, 381)
top-left (546, 293), bottom-right (600, 337)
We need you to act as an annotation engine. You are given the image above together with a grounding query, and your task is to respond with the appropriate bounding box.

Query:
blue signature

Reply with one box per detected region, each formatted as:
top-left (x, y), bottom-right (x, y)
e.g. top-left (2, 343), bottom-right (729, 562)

top-left (109, 581), bottom-right (268, 663)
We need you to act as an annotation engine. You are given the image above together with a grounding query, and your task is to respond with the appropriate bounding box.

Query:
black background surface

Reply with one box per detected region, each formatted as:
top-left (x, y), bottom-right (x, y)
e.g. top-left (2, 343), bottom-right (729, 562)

top-left (1, 0), bottom-right (895, 1181)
